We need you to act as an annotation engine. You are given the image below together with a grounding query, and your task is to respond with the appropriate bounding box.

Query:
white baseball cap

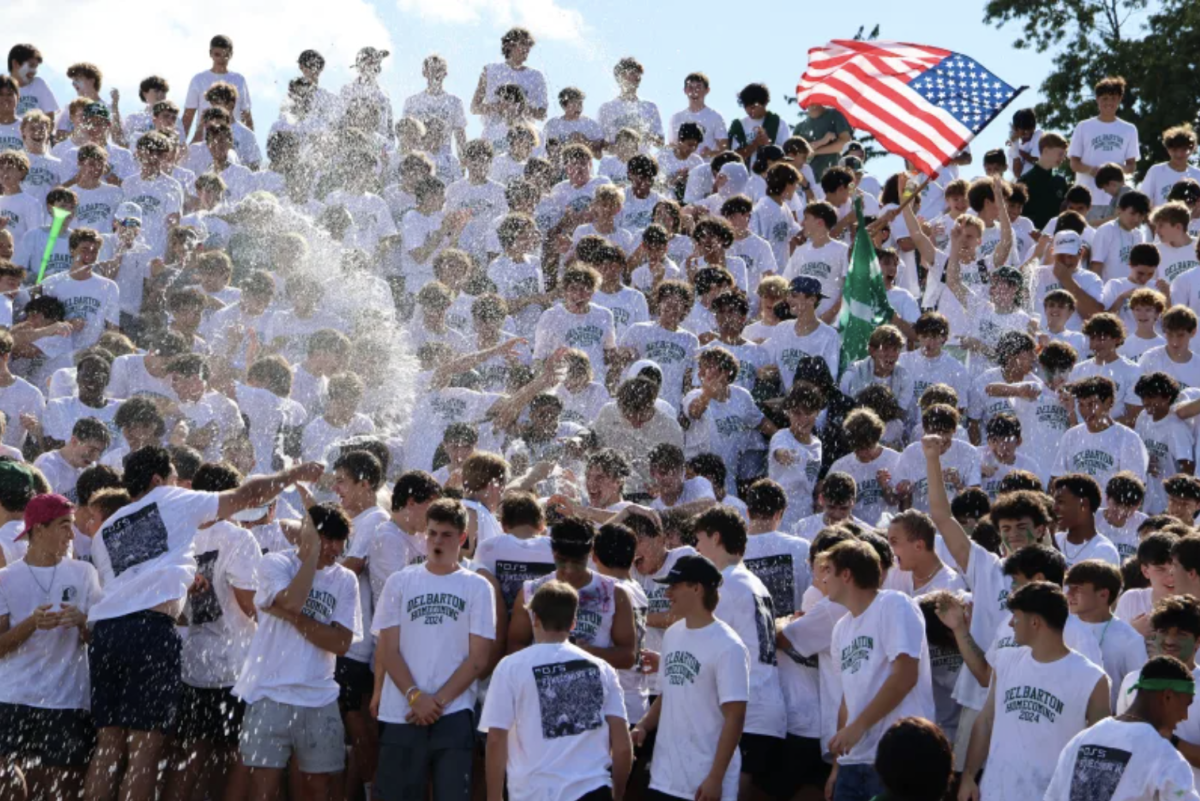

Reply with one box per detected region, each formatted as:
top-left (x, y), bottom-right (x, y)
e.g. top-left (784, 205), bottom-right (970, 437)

top-left (1053, 230), bottom-right (1083, 256)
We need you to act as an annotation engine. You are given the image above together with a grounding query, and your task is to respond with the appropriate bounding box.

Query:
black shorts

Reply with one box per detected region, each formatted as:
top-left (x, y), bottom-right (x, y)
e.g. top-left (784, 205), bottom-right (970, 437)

top-left (375, 710), bottom-right (475, 801)
top-left (575, 788), bottom-right (613, 801)
top-left (89, 611), bottom-right (181, 732)
top-left (335, 656), bottom-right (373, 715)
top-left (176, 685), bottom-right (245, 747)
top-left (0, 703), bottom-right (94, 767)
top-left (739, 732), bottom-right (786, 795)
top-left (783, 734), bottom-right (832, 792)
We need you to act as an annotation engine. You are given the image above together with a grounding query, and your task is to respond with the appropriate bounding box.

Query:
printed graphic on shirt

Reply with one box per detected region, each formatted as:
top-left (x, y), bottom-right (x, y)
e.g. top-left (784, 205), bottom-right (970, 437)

top-left (840, 635), bottom-right (874, 674)
top-left (533, 659), bottom-right (605, 739)
top-left (1067, 744), bottom-right (1131, 801)
top-left (664, 649), bottom-right (702, 686)
top-left (566, 326), bottom-right (605, 349)
top-left (105, 503), bottom-right (169, 577)
top-left (644, 340), bottom-right (687, 364)
top-left (1067, 449), bottom-right (1115, 476)
top-left (407, 591), bottom-right (467, 625)
top-left (496, 560), bottom-right (554, 610)
top-left (753, 592), bottom-right (778, 666)
top-left (301, 588), bottom-right (337, 624)
top-left (190, 550), bottom-right (222, 625)
top-left (1003, 683), bottom-right (1065, 723)
top-left (744, 554), bottom-right (797, 616)
top-left (930, 644), bottom-right (964, 673)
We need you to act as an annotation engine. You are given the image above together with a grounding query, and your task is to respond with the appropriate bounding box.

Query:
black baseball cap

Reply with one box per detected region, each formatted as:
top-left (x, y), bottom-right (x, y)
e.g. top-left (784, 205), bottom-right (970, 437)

top-left (789, 276), bottom-right (829, 299)
top-left (654, 554), bottom-right (723, 589)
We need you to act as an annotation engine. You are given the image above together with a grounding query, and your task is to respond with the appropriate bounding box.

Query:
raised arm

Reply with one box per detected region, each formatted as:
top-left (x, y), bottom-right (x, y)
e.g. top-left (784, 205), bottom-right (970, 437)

top-left (216, 462), bottom-right (324, 521)
top-left (924, 434), bottom-right (970, 573)
top-left (901, 202), bottom-right (936, 266)
top-left (991, 174), bottom-right (1014, 266)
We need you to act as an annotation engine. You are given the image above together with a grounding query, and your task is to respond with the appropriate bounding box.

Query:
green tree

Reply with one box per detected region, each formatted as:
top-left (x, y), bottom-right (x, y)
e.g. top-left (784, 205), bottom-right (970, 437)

top-left (984, 0), bottom-right (1200, 177)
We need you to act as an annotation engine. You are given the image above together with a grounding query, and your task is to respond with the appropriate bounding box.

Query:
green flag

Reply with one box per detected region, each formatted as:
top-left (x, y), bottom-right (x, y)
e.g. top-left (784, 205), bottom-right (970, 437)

top-left (837, 196), bottom-right (894, 374)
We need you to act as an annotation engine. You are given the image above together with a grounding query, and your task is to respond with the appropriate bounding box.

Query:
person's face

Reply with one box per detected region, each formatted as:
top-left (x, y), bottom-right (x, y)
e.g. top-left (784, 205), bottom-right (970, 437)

top-left (989, 436), bottom-right (1019, 462)
top-left (1088, 332), bottom-right (1118, 358)
top-left (1010, 347), bottom-right (1036, 376)
top-left (988, 280), bottom-right (1017, 309)
top-left (82, 116), bottom-right (110, 143)
top-left (78, 157), bottom-right (106, 184)
top-left (565, 159), bottom-right (591, 186)
top-left (996, 516), bottom-right (1041, 555)
top-left (786, 290), bottom-right (818, 316)
top-left (426, 519), bottom-right (465, 565)
top-left (506, 42), bottom-right (532, 65)
top-left (318, 535), bottom-right (345, 569)
top-left (171, 372), bottom-right (207, 403)
top-left (1130, 305), bottom-right (1159, 330)
top-left (665, 581), bottom-right (700, 616)
top-left (1065, 582), bottom-right (1109, 617)
top-left (1054, 486), bottom-right (1090, 528)
top-left (210, 47), bottom-right (232, 68)
top-left (1009, 609), bottom-right (1036, 646)
top-left (744, 102), bottom-right (766, 121)
top-left (123, 422), bottom-right (159, 448)
top-left (564, 282), bottom-right (593, 311)
top-left (1077, 393), bottom-right (1114, 425)
top-left (0, 162), bottom-right (25, 188)
top-left (243, 291), bottom-right (273, 316)
top-left (676, 139), bottom-right (699, 160)
top-left (22, 118), bottom-right (49, 146)
top-left (1141, 393), bottom-right (1172, 419)
top-left (0, 272), bottom-right (20, 293)
top-left (714, 306), bottom-right (747, 337)
top-left (1145, 560), bottom-right (1176, 594)
top-left (694, 528), bottom-right (723, 562)
top-left (616, 68), bottom-right (642, 93)
top-left (73, 241), bottom-right (101, 266)
top-left (886, 524), bottom-right (919, 571)
top-left (1096, 91), bottom-right (1121, 117)
top-left (1166, 327), bottom-right (1195, 354)
top-left (684, 79), bottom-right (708, 102)
top-left (918, 333), bottom-right (946, 358)
top-left (171, 304), bottom-right (202, 333)
top-left (1168, 496), bottom-right (1200, 525)
top-left (957, 225), bottom-right (982, 255)
top-left (822, 497), bottom-right (854, 522)
top-left (1128, 262), bottom-right (1156, 285)
top-left (658, 294), bottom-right (688, 327)
top-left (69, 438), bottom-right (105, 468)
top-left (35, 514), bottom-right (76, 558)
top-left (0, 89), bottom-right (16, 117)
top-left (945, 193), bottom-right (969, 215)
top-left (207, 133), bottom-right (233, 159)
top-left (786, 406), bottom-right (818, 436)
top-left (1118, 207), bottom-right (1146, 230)
top-left (871, 343), bottom-right (901, 373)
top-left (1152, 627), bottom-right (1197, 665)
top-left (198, 269), bottom-right (230, 292)
top-left (530, 403), bottom-right (560, 432)
top-left (584, 465), bottom-right (620, 506)
top-left (650, 465), bottom-right (684, 498)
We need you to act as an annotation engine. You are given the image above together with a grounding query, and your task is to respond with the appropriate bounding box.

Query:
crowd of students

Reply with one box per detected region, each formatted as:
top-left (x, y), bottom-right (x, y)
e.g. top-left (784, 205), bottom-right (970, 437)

top-left (0, 25), bottom-right (1199, 801)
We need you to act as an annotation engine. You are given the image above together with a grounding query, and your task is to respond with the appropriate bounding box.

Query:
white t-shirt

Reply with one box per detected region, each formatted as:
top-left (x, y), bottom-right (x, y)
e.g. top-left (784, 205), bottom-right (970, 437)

top-left (445, 178), bottom-right (509, 257)
top-left (366, 520), bottom-right (426, 604)
top-left (832, 590), bottom-right (936, 765)
top-left (631, 547), bottom-right (696, 695)
top-left (475, 534), bottom-right (555, 613)
top-left (783, 592), bottom-right (847, 747)
top-left (750, 197), bottom-right (800, 277)
top-left (70, 184), bottom-right (124, 232)
top-left (0, 558), bottom-right (101, 710)
top-left (185, 70), bottom-right (252, 119)
top-left (783, 240), bottom-right (849, 316)
top-left (487, 255), bottom-right (545, 338)
top-left (829, 448), bottom-right (902, 525)
top-left (893, 439), bottom-right (983, 512)
top-left (534, 304), bottom-right (617, 381)
top-left (1053, 530), bottom-right (1122, 568)
top-left (40, 271), bottom-right (120, 351)
top-left (1156, 240), bottom-right (1200, 285)
top-left (89, 486), bottom-right (221, 622)
top-left (767, 430), bottom-right (822, 532)
top-left (617, 322), bottom-right (698, 410)
top-left (763, 321), bottom-right (841, 391)
top-left (1137, 411), bottom-right (1197, 513)
top-left (372, 564), bottom-right (496, 723)
top-left (0, 192), bottom-right (44, 242)
top-left (32, 450), bottom-right (83, 502)
top-left (650, 619), bottom-right (750, 801)
top-left (598, 98), bottom-right (663, 144)
top-left (593, 286), bottom-right (650, 340)
top-left (1140, 162), bottom-right (1200, 206)
top-left (321, 190), bottom-right (397, 252)
top-left (183, 520), bottom-right (261, 688)
top-left (681, 387), bottom-right (763, 493)
top-left (120, 173), bottom-right (184, 255)
top-left (1052, 422), bottom-right (1149, 487)
top-left (42, 397), bottom-right (120, 446)
top-left (300, 414), bottom-right (376, 465)
top-left (479, 641), bottom-right (627, 801)
top-left (669, 107), bottom-right (729, 153)
top-left (1045, 718), bottom-right (1200, 801)
top-left (232, 552), bottom-right (362, 707)
top-left (1031, 264), bottom-right (1104, 331)
top-left (714, 564), bottom-right (786, 738)
top-left (1140, 347), bottom-right (1200, 391)
top-left (980, 647), bottom-right (1108, 801)
top-left (404, 388), bottom-right (502, 472)
top-left (1068, 117), bottom-right (1139, 192)
top-left (1090, 219), bottom-right (1147, 282)
top-left (1077, 615), bottom-right (1147, 710)
top-left (543, 115), bottom-right (605, 146)
top-left (0, 377), bottom-right (46, 449)
top-left (1071, 356), bottom-right (1143, 420)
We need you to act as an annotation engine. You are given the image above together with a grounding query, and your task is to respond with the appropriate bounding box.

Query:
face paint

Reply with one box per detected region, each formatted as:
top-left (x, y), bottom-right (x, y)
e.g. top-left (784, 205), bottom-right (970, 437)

top-left (1179, 634), bottom-right (1198, 664)
top-left (17, 63), bottom-right (35, 81)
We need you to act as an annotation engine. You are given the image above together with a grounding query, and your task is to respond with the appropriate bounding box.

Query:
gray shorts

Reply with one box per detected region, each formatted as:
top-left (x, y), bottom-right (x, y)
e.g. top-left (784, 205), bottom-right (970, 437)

top-left (374, 709), bottom-right (475, 801)
top-left (239, 698), bottom-right (345, 774)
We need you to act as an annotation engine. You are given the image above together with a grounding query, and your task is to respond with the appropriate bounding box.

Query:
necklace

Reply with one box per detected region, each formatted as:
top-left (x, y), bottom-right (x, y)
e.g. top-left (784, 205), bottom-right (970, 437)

top-left (914, 564), bottom-right (942, 588)
top-left (1062, 535), bottom-right (1092, 562)
top-left (25, 560), bottom-right (58, 604)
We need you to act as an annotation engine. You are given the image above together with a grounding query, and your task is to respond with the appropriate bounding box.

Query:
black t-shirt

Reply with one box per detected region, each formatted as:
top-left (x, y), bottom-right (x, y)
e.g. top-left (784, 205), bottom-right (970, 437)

top-left (1020, 163), bottom-right (1069, 230)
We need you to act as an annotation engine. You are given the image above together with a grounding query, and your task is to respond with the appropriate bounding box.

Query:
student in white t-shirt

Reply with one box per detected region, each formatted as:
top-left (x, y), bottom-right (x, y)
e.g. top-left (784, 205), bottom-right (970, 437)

top-left (87, 448), bottom-right (323, 801)
top-left (372, 498), bottom-right (496, 801)
top-left (1052, 474), bottom-right (1122, 567)
top-left (232, 502), bottom-right (362, 799)
top-left (1063, 560), bottom-right (1148, 710)
top-left (1068, 76), bottom-right (1139, 193)
top-left (824, 538), bottom-right (935, 801)
top-left (691, 506), bottom-right (789, 800)
top-left (40, 227), bottom-right (120, 353)
top-left (182, 35), bottom-right (252, 141)
top-left (481, 578), bottom-right (632, 801)
top-left (533, 267), bottom-right (617, 380)
top-left (31, 417), bottom-right (110, 503)
top-left (630, 553), bottom-right (749, 801)
top-left (1052, 375), bottom-right (1148, 487)
top-left (1047, 656), bottom-right (1200, 801)
top-left (0, 494), bottom-right (100, 795)
top-left (403, 56), bottom-right (468, 164)
top-left (886, 510), bottom-right (968, 599)
top-left (959, 581), bottom-right (1110, 801)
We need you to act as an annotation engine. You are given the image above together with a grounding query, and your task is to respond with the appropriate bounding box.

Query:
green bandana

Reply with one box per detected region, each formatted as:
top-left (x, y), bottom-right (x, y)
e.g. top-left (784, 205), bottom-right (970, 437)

top-left (1128, 677), bottom-right (1196, 695)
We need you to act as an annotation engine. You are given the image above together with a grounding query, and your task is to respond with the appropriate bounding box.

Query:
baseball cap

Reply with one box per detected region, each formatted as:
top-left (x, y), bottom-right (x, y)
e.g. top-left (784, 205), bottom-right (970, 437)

top-left (18, 494), bottom-right (74, 540)
top-left (115, 202), bottom-right (143, 226)
top-left (841, 155), bottom-right (864, 172)
top-left (355, 47), bottom-right (390, 67)
top-left (654, 554), bottom-right (723, 589)
top-left (82, 102), bottom-right (110, 120)
top-left (0, 461), bottom-right (35, 494)
top-left (789, 276), bottom-right (828, 299)
top-left (1053, 230), bottom-right (1083, 256)
top-left (842, 140), bottom-right (866, 156)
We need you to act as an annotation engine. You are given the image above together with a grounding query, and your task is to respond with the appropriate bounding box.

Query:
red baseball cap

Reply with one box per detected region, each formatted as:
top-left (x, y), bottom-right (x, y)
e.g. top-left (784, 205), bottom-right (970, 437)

top-left (17, 494), bottom-right (75, 540)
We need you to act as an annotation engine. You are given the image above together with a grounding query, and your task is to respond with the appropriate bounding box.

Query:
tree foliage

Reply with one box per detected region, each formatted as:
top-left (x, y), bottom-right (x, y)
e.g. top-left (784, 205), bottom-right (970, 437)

top-left (984, 0), bottom-right (1200, 177)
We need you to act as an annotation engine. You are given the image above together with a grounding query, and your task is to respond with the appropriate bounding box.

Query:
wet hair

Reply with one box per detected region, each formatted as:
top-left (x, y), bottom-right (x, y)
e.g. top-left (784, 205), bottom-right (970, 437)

top-left (426, 497), bottom-right (469, 533)
top-left (76, 464), bottom-right (122, 506)
top-left (892, 510), bottom-right (937, 549)
top-left (333, 450), bottom-right (384, 491)
top-left (191, 462), bottom-right (243, 493)
top-left (826, 539), bottom-right (883, 590)
top-left (1166, 476), bottom-right (1200, 503)
top-left (1151, 595), bottom-right (1200, 638)
top-left (392, 470), bottom-right (442, 511)
top-left (122, 445), bottom-right (173, 498)
top-left (1065, 559), bottom-right (1123, 604)
top-left (743, 479), bottom-right (787, 520)
top-left (990, 490), bottom-right (1051, 529)
top-left (1002, 545), bottom-right (1066, 585)
top-left (951, 488), bottom-right (991, 521)
top-left (822, 472), bottom-right (857, 505)
top-left (499, 492), bottom-right (545, 531)
top-left (550, 516), bottom-right (596, 561)
top-left (595, 523), bottom-right (637, 570)
top-left (461, 452), bottom-right (509, 494)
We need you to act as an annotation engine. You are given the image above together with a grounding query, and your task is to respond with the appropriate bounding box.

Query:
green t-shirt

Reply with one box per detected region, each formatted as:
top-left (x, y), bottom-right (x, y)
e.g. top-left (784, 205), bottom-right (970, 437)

top-left (1020, 163), bottom-right (1069, 230)
top-left (792, 108), bottom-right (852, 180)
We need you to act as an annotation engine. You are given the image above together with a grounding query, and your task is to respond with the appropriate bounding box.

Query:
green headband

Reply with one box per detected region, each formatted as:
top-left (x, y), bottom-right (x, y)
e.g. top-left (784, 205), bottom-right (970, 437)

top-left (1128, 677), bottom-right (1196, 695)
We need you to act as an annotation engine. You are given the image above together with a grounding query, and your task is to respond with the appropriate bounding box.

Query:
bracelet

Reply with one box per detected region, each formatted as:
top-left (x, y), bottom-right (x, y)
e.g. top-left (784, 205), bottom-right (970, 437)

top-left (405, 686), bottom-right (421, 703)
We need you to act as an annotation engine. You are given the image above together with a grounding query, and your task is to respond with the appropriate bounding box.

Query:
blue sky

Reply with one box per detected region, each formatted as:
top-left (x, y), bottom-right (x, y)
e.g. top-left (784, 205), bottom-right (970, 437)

top-left (13, 0), bottom-right (1068, 180)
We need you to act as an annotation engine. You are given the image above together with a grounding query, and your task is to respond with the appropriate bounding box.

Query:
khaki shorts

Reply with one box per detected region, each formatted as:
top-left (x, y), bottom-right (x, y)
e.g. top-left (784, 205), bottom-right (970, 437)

top-left (239, 698), bottom-right (344, 774)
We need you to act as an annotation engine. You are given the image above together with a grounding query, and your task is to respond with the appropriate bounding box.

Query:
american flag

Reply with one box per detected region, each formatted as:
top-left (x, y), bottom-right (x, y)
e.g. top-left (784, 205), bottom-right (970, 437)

top-left (796, 40), bottom-right (1026, 176)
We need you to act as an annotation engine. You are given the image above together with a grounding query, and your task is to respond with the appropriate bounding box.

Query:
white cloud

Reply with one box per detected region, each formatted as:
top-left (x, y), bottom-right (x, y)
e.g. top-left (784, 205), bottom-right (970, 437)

top-left (394, 0), bottom-right (586, 43)
top-left (4, 0), bottom-right (395, 105)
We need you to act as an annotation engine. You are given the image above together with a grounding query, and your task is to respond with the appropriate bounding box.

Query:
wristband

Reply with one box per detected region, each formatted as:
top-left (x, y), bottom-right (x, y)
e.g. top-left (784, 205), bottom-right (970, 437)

top-left (406, 686), bottom-right (422, 703)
